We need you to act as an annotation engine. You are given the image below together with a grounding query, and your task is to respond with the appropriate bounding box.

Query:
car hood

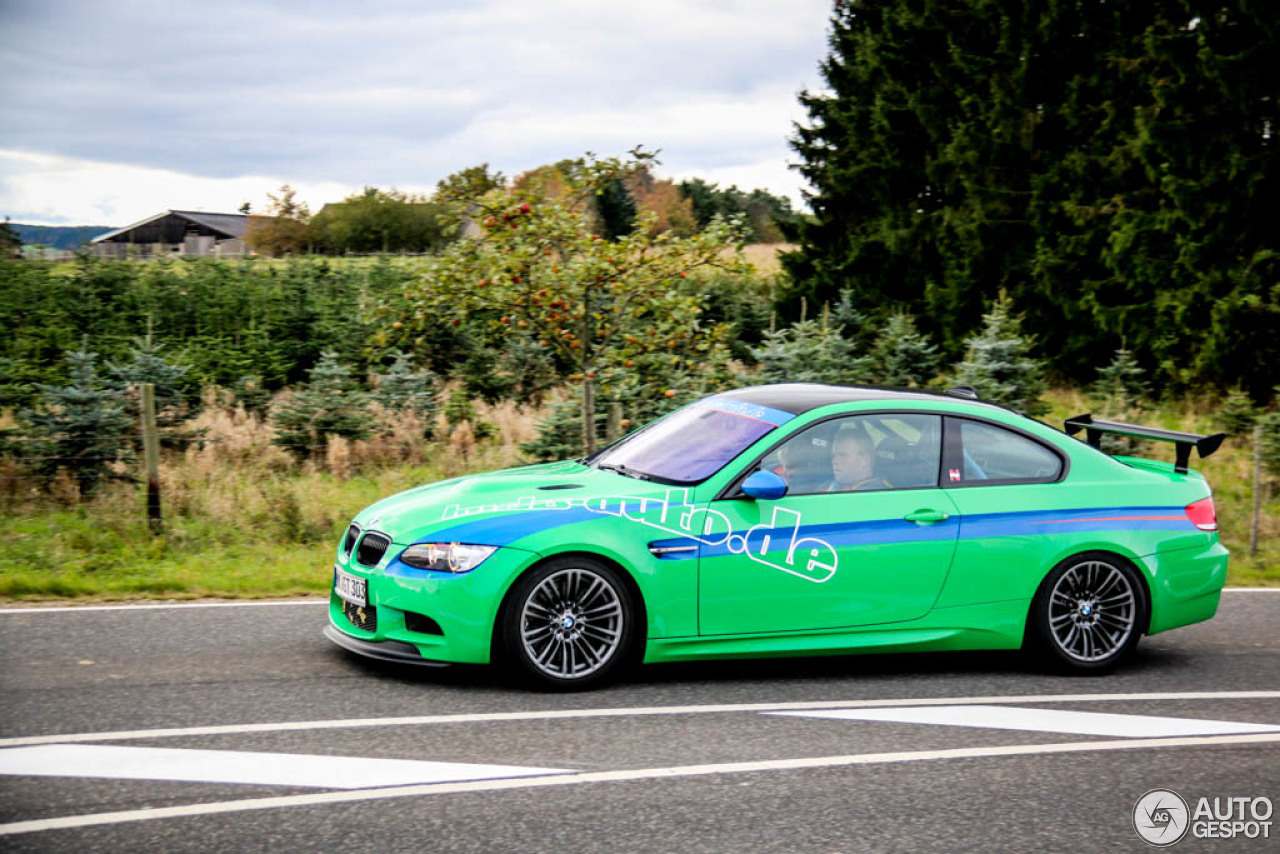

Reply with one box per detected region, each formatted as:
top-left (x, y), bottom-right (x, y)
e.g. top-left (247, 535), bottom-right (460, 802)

top-left (353, 460), bottom-right (689, 546)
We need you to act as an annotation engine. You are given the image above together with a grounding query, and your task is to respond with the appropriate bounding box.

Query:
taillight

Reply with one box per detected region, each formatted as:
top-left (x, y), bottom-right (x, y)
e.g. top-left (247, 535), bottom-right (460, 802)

top-left (1185, 497), bottom-right (1217, 531)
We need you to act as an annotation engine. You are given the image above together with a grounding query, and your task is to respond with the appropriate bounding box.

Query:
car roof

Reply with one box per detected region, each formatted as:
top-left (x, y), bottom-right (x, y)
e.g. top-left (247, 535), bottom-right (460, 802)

top-left (713, 383), bottom-right (1013, 417)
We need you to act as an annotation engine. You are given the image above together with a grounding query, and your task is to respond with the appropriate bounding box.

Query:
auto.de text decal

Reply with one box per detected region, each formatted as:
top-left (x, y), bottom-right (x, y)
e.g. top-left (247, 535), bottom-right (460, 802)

top-left (441, 489), bottom-right (837, 584)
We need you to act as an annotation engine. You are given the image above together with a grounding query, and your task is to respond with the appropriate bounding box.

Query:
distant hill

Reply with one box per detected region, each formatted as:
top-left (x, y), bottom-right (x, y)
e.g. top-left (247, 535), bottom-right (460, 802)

top-left (10, 223), bottom-right (115, 249)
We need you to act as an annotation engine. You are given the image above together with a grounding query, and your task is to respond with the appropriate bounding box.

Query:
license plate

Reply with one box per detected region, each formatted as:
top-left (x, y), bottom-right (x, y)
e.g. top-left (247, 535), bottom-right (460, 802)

top-left (334, 566), bottom-right (367, 607)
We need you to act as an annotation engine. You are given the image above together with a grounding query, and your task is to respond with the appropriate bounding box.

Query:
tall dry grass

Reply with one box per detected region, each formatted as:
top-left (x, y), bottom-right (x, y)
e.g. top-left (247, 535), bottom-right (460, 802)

top-left (2, 392), bottom-right (544, 546)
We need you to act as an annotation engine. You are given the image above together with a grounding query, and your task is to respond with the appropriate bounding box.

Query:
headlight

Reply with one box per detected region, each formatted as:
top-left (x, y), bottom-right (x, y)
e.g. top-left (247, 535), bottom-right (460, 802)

top-left (398, 542), bottom-right (497, 573)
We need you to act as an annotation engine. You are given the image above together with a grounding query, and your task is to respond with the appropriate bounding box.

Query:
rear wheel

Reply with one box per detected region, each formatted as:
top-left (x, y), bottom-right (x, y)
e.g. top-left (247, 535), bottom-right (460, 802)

top-left (1030, 553), bottom-right (1146, 672)
top-left (501, 557), bottom-right (638, 689)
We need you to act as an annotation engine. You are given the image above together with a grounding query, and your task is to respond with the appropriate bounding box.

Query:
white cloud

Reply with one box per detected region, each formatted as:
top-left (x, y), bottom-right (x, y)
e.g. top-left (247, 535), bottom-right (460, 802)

top-left (0, 150), bottom-right (381, 225)
top-left (0, 0), bottom-right (831, 224)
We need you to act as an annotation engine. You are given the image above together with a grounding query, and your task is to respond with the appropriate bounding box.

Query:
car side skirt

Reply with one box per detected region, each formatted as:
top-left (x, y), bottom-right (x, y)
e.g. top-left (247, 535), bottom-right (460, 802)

top-left (643, 599), bottom-right (1029, 662)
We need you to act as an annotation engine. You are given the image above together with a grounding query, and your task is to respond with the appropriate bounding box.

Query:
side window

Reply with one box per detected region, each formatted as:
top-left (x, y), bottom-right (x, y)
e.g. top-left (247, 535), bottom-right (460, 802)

top-left (951, 419), bottom-right (1062, 484)
top-left (758, 413), bottom-right (942, 495)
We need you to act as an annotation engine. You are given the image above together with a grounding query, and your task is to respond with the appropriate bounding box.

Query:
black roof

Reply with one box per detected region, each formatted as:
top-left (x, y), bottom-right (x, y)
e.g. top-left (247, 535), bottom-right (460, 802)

top-left (714, 383), bottom-right (1008, 416)
top-left (92, 210), bottom-right (248, 244)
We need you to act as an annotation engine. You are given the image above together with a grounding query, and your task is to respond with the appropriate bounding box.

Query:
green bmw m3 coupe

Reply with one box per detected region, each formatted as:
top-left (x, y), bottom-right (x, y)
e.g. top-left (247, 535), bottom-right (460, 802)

top-left (325, 384), bottom-right (1228, 688)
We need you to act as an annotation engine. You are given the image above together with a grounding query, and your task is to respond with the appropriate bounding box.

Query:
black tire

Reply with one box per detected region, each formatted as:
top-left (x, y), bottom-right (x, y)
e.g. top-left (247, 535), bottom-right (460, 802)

top-left (1028, 552), bottom-right (1147, 673)
top-left (500, 556), bottom-right (639, 690)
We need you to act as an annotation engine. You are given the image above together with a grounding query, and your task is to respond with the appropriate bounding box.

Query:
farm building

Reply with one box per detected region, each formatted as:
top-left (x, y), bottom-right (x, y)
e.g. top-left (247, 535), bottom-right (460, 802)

top-left (91, 210), bottom-right (249, 258)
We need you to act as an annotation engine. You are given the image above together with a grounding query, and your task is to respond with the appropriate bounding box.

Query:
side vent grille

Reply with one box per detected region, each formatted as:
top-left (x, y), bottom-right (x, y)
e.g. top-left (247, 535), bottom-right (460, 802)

top-left (404, 611), bottom-right (444, 636)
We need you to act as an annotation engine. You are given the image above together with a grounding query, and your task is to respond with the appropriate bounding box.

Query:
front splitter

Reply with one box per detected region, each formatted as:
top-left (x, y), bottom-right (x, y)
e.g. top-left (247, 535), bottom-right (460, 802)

top-left (323, 625), bottom-right (452, 667)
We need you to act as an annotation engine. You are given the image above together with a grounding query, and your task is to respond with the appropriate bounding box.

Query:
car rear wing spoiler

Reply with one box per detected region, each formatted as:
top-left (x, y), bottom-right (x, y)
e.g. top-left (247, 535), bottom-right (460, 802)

top-left (1064, 414), bottom-right (1226, 475)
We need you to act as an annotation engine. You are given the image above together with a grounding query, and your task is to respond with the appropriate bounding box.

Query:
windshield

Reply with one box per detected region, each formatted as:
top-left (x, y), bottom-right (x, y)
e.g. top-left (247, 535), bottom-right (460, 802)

top-left (592, 399), bottom-right (795, 483)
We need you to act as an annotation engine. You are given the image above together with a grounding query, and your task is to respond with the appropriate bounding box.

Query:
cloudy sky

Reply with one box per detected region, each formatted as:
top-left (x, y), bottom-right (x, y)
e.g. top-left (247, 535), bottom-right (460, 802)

top-left (0, 0), bottom-right (833, 226)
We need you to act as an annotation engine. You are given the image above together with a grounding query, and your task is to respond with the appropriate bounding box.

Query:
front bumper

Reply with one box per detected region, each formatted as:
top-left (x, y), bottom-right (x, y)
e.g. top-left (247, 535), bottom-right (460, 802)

top-left (326, 544), bottom-right (538, 665)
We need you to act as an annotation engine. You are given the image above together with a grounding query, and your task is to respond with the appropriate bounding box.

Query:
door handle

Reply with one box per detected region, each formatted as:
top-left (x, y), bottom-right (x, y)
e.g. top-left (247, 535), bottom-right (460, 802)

top-left (904, 508), bottom-right (950, 524)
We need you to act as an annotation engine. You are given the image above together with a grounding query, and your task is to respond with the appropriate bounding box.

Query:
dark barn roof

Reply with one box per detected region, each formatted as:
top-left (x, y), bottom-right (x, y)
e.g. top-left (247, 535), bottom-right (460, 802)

top-left (91, 210), bottom-right (249, 244)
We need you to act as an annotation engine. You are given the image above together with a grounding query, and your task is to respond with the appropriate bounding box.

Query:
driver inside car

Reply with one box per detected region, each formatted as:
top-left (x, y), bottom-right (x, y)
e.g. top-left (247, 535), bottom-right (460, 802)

top-left (826, 429), bottom-right (891, 492)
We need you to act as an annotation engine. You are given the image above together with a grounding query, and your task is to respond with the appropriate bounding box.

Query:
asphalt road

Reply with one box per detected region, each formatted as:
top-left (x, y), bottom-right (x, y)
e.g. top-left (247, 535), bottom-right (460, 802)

top-left (0, 590), bottom-right (1277, 853)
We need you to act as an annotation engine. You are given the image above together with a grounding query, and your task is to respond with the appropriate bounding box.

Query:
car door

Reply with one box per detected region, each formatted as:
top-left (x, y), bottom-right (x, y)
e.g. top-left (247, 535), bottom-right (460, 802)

top-left (931, 415), bottom-right (1072, 609)
top-left (697, 412), bottom-right (960, 635)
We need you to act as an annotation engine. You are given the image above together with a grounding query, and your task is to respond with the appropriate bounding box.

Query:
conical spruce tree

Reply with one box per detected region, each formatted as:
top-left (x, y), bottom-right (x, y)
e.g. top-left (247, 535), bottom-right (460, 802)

top-left (271, 351), bottom-right (370, 457)
top-left (952, 294), bottom-right (1048, 415)
top-left (107, 335), bottom-right (195, 430)
top-left (870, 313), bottom-right (940, 388)
top-left (751, 305), bottom-right (871, 385)
top-left (785, 1), bottom-right (1280, 395)
top-left (1216, 388), bottom-right (1258, 438)
top-left (21, 344), bottom-right (133, 500)
top-left (1090, 347), bottom-right (1151, 454)
top-left (373, 353), bottom-right (438, 426)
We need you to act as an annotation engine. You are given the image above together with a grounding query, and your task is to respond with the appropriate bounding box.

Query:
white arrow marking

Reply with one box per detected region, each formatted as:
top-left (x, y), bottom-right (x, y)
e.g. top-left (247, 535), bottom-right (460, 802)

top-left (2, 732), bottom-right (1280, 837)
top-left (0, 745), bottom-right (568, 789)
top-left (769, 705), bottom-right (1280, 737)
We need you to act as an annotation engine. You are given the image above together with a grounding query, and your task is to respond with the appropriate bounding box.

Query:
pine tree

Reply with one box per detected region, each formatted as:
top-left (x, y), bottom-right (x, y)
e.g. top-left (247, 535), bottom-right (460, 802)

top-left (373, 353), bottom-right (438, 422)
top-left (1090, 347), bottom-right (1150, 454)
top-left (21, 345), bottom-right (133, 499)
top-left (595, 177), bottom-right (638, 240)
top-left (1217, 388), bottom-right (1258, 437)
top-left (521, 394), bottom-right (606, 462)
top-left (1261, 410), bottom-right (1280, 480)
top-left (107, 335), bottom-right (194, 429)
top-left (271, 351), bottom-right (370, 457)
top-left (870, 313), bottom-right (940, 388)
top-left (0, 217), bottom-right (21, 259)
top-left (231, 374), bottom-right (273, 417)
top-left (751, 305), bottom-right (871, 386)
top-left (952, 293), bottom-right (1048, 415)
top-left (785, 1), bottom-right (1280, 396)
top-left (1092, 348), bottom-right (1149, 413)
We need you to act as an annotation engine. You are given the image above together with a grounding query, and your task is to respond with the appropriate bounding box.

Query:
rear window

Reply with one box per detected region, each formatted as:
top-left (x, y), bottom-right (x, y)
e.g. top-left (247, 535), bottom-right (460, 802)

top-left (955, 420), bottom-right (1062, 484)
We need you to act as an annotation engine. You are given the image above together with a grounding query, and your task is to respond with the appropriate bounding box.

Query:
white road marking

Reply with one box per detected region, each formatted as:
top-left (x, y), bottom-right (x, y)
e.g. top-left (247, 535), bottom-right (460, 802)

top-left (0, 587), bottom-right (1271, 615)
top-left (2, 732), bottom-right (1278, 837)
top-left (0, 745), bottom-right (567, 789)
top-left (769, 705), bottom-right (1280, 737)
top-left (0, 600), bottom-right (326, 614)
top-left (2, 690), bottom-right (1278, 748)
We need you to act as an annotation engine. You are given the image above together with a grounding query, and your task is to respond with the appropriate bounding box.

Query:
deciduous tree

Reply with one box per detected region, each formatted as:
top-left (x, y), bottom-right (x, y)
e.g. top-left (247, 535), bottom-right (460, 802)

top-left (376, 150), bottom-right (747, 454)
top-left (246, 185), bottom-right (312, 256)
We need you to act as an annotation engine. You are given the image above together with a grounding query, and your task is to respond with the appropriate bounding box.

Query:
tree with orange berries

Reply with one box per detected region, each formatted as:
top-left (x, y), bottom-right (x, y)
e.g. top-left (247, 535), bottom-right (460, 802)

top-left (373, 150), bottom-right (748, 454)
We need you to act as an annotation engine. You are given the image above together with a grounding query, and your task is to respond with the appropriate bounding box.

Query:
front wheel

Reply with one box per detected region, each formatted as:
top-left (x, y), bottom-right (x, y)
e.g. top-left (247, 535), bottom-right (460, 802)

top-left (501, 557), bottom-right (638, 690)
top-left (1029, 553), bottom-right (1147, 673)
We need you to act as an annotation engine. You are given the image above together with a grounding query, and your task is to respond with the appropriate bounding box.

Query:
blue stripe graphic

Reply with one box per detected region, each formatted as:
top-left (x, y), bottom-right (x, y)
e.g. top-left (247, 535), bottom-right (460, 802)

top-left (408, 503), bottom-right (1193, 555)
top-left (424, 507), bottom-right (600, 546)
top-left (960, 506), bottom-right (1192, 538)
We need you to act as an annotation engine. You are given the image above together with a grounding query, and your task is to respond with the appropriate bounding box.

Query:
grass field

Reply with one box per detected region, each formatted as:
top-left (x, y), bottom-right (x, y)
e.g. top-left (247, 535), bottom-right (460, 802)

top-left (0, 388), bottom-right (1274, 602)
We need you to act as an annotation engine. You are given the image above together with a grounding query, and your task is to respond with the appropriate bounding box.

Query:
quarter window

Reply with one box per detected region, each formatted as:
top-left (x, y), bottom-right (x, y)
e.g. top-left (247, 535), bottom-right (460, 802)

top-left (953, 420), bottom-right (1062, 484)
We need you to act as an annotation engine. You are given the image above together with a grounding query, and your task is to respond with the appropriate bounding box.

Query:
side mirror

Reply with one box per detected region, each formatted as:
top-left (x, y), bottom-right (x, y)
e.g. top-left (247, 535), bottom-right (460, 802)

top-left (740, 469), bottom-right (788, 500)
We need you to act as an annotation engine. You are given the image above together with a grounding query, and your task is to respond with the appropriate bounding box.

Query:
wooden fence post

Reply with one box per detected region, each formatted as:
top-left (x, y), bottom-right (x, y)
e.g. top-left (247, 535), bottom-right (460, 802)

top-left (140, 383), bottom-right (163, 533)
top-left (1251, 422), bottom-right (1262, 558)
